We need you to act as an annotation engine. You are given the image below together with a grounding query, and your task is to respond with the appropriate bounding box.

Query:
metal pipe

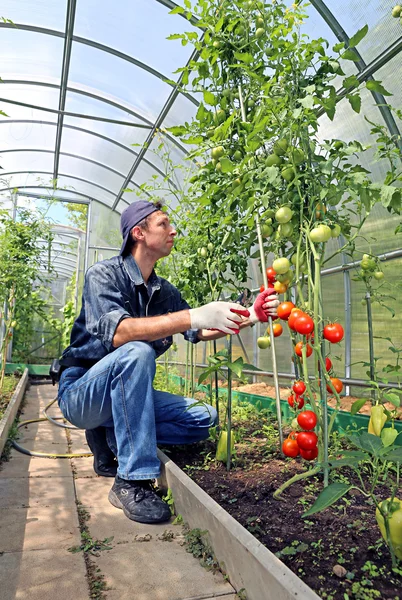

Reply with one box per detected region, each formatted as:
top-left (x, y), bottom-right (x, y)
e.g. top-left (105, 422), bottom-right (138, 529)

top-left (226, 336), bottom-right (233, 472)
top-left (339, 235), bottom-right (352, 395)
top-left (84, 200), bottom-right (92, 274)
top-left (366, 291), bottom-right (376, 402)
top-left (164, 361), bottom-right (401, 390)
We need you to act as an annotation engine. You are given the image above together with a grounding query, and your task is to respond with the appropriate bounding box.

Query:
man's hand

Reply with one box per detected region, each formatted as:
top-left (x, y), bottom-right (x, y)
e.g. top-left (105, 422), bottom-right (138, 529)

top-left (248, 289), bottom-right (279, 323)
top-left (189, 301), bottom-right (249, 334)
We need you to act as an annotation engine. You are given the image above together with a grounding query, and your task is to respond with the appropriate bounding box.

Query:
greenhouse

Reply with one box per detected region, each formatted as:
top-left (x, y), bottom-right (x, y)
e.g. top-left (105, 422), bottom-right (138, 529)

top-left (0, 1), bottom-right (402, 599)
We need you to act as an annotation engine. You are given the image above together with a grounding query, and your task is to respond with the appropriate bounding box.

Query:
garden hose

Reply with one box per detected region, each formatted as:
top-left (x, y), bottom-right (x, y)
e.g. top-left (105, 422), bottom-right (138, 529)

top-left (12, 397), bottom-right (93, 459)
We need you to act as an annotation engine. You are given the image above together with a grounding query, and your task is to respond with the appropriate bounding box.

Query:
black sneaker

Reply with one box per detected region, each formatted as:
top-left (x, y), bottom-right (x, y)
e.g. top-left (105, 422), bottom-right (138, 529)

top-left (108, 476), bottom-right (171, 524)
top-left (85, 427), bottom-right (118, 477)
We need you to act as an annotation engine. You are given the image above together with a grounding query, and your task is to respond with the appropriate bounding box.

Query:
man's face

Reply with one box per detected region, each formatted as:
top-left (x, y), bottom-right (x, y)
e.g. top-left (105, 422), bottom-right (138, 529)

top-left (135, 210), bottom-right (177, 258)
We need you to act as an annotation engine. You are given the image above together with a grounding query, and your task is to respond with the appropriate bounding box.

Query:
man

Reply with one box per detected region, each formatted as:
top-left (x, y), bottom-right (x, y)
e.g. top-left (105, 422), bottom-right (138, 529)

top-left (58, 200), bottom-right (278, 524)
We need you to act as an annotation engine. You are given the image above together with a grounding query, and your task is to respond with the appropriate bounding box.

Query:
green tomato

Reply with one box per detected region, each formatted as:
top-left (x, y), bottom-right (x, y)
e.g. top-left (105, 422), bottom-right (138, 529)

top-left (207, 242), bottom-right (214, 252)
top-left (331, 224), bottom-right (342, 238)
top-left (275, 206), bottom-right (293, 223)
top-left (272, 257), bottom-right (291, 274)
top-left (213, 40), bottom-right (221, 49)
top-left (257, 336), bottom-right (271, 349)
top-left (233, 150), bottom-right (243, 161)
top-left (211, 146), bottom-right (224, 160)
top-left (215, 162), bottom-right (222, 172)
top-left (256, 16), bottom-right (264, 27)
top-left (392, 5), bottom-right (402, 17)
top-left (273, 139), bottom-right (288, 156)
top-left (361, 258), bottom-right (376, 271)
top-left (310, 225), bottom-right (331, 243)
top-left (255, 27), bottom-right (265, 38)
top-left (374, 271), bottom-right (384, 280)
top-left (278, 222), bottom-right (293, 238)
top-left (265, 154), bottom-right (283, 167)
top-left (281, 166), bottom-right (296, 182)
top-left (200, 247), bottom-right (208, 258)
top-left (262, 209), bottom-right (275, 219)
top-left (300, 262), bottom-right (308, 274)
top-left (206, 128), bottom-right (215, 139)
top-left (261, 224), bottom-right (273, 237)
top-left (214, 109), bottom-right (226, 124)
top-left (290, 148), bottom-right (305, 166)
top-left (276, 270), bottom-right (293, 284)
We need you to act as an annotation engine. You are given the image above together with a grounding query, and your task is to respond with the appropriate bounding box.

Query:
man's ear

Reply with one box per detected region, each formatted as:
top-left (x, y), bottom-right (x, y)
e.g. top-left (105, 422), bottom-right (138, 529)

top-left (131, 225), bottom-right (145, 242)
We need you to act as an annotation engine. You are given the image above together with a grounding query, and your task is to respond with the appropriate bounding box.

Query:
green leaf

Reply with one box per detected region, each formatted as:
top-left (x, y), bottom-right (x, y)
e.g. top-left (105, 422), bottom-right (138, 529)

top-left (347, 94), bottom-right (361, 114)
top-left (342, 49), bottom-right (360, 62)
top-left (169, 6), bottom-right (185, 14)
top-left (333, 42), bottom-right (345, 53)
top-left (299, 95), bottom-right (314, 109)
top-left (242, 363), bottom-right (263, 372)
top-left (302, 483), bottom-right (352, 517)
top-left (348, 24), bottom-right (368, 48)
top-left (219, 157), bottom-right (235, 173)
top-left (381, 428), bottom-right (399, 447)
top-left (348, 432), bottom-right (383, 456)
top-left (383, 446), bottom-right (402, 462)
top-left (166, 125), bottom-right (188, 136)
top-left (203, 90), bottom-right (216, 106)
top-left (343, 75), bottom-right (360, 90)
top-left (233, 52), bottom-right (254, 64)
top-left (227, 359), bottom-right (243, 378)
top-left (366, 80), bottom-right (392, 96)
top-left (382, 392), bottom-right (401, 407)
top-left (350, 397), bottom-right (367, 415)
top-left (380, 185), bottom-right (398, 208)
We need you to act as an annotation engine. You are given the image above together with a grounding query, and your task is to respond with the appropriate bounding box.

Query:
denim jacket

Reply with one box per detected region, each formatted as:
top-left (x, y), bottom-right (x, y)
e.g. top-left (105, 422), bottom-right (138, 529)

top-left (61, 254), bottom-right (199, 363)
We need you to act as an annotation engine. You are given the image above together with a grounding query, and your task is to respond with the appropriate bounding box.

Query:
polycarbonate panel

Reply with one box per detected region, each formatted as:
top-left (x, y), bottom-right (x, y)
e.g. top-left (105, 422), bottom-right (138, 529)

top-left (322, 272), bottom-right (345, 375)
top-left (0, 83), bottom-right (59, 121)
top-left (74, 0), bottom-right (197, 77)
top-left (354, 204), bottom-right (402, 256)
top-left (0, 121), bottom-right (56, 152)
top-left (328, 1), bottom-right (402, 64)
top-left (55, 175), bottom-right (115, 206)
top-left (147, 135), bottom-right (189, 187)
top-left (1, 172), bottom-right (57, 191)
top-left (68, 41), bottom-right (171, 122)
top-left (0, 29), bottom-right (63, 84)
top-left (375, 53), bottom-right (402, 122)
top-left (89, 201), bottom-right (121, 250)
top-left (350, 256), bottom-right (402, 383)
top-left (60, 126), bottom-right (135, 174)
top-left (163, 94), bottom-right (198, 130)
top-left (58, 154), bottom-right (126, 195)
top-left (0, 150), bottom-right (53, 174)
top-left (1, 0), bottom-right (67, 31)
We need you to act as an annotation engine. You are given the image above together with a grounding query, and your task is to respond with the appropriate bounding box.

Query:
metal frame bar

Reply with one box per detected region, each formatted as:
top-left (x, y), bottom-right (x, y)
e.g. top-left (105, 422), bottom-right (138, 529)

top-left (54, 0), bottom-right (77, 179)
top-left (0, 121), bottom-right (173, 191)
top-left (112, 45), bottom-right (201, 210)
top-left (1, 80), bottom-right (192, 156)
top-left (0, 171), bottom-right (117, 199)
top-left (0, 22), bottom-right (198, 107)
top-left (310, 0), bottom-right (402, 152)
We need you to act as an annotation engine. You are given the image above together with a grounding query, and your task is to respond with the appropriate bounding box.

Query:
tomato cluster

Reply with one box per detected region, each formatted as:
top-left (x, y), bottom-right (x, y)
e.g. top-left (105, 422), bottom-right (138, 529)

top-left (282, 409), bottom-right (319, 461)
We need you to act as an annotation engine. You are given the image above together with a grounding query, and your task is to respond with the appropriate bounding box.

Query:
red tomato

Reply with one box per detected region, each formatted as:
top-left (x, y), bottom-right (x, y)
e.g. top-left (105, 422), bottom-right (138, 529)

top-left (327, 377), bottom-right (343, 394)
top-left (297, 410), bottom-right (317, 431)
top-left (277, 301), bottom-right (295, 321)
top-left (260, 284), bottom-right (265, 292)
top-left (272, 323), bottom-right (283, 337)
top-left (288, 308), bottom-right (305, 331)
top-left (282, 438), bottom-right (299, 458)
top-left (300, 446), bottom-right (318, 461)
top-left (325, 357), bottom-right (332, 371)
top-left (292, 380), bottom-right (306, 396)
top-left (297, 431), bottom-right (318, 451)
top-left (288, 394), bottom-right (304, 409)
top-left (323, 323), bottom-right (344, 343)
top-left (294, 314), bottom-right (314, 335)
top-left (295, 342), bottom-right (313, 357)
top-left (266, 267), bottom-right (277, 283)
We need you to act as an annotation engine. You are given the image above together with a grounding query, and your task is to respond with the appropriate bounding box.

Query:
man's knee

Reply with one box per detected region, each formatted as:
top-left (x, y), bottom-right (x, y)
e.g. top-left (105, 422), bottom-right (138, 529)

top-left (116, 341), bottom-right (156, 372)
top-left (189, 402), bottom-right (217, 428)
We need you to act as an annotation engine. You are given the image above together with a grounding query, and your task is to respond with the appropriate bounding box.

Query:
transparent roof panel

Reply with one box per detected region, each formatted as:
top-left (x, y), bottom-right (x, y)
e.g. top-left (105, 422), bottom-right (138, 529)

top-left (1, 0), bottom-right (67, 32)
top-left (0, 29), bottom-right (64, 84)
top-left (163, 94), bottom-right (198, 130)
top-left (0, 121), bottom-right (57, 152)
top-left (74, 0), bottom-right (197, 77)
top-left (375, 54), bottom-right (402, 123)
top-left (0, 149), bottom-right (54, 174)
top-left (0, 83), bottom-right (60, 121)
top-left (55, 174), bottom-right (116, 206)
top-left (68, 41), bottom-right (172, 122)
top-left (58, 153), bottom-right (125, 195)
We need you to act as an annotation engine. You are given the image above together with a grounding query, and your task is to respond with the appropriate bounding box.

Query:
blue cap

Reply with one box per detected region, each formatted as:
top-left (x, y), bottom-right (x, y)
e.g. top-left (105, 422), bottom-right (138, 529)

top-left (119, 201), bottom-right (160, 255)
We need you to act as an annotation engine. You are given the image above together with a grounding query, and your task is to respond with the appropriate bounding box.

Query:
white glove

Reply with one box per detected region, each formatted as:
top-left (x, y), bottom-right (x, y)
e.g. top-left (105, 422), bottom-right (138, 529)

top-left (248, 289), bottom-right (280, 324)
top-left (189, 301), bottom-right (248, 334)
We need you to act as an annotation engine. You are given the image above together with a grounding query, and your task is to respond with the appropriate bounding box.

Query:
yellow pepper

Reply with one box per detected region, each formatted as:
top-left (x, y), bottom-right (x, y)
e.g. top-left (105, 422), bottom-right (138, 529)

top-left (216, 430), bottom-right (235, 462)
top-left (368, 404), bottom-right (387, 436)
top-left (376, 498), bottom-right (402, 560)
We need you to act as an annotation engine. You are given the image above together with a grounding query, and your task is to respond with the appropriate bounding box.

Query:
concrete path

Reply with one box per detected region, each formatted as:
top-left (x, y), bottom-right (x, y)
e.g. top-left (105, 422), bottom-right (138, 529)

top-left (0, 381), bottom-right (237, 600)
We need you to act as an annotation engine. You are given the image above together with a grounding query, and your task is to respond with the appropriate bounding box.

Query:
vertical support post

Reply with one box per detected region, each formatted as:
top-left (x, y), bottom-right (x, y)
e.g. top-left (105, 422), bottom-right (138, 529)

top-left (366, 290), bottom-right (376, 402)
top-left (226, 335), bottom-right (232, 472)
top-left (74, 236), bottom-right (81, 312)
top-left (6, 191), bottom-right (18, 362)
top-left (84, 200), bottom-right (92, 274)
top-left (339, 235), bottom-right (352, 396)
top-left (213, 339), bottom-right (220, 430)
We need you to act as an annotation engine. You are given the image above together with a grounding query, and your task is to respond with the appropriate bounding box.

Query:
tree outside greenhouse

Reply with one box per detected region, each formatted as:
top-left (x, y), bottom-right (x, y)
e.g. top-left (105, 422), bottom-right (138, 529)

top-left (1, 1), bottom-right (402, 599)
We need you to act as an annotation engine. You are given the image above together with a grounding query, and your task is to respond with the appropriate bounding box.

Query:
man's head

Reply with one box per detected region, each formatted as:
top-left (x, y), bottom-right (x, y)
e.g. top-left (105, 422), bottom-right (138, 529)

top-left (120, 200), bottom-right (175, 258)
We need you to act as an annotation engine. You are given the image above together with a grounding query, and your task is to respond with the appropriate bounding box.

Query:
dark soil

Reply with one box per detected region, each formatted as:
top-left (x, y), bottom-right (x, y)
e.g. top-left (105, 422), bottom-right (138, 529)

top-left (164, 419), bottom-right (402, 600)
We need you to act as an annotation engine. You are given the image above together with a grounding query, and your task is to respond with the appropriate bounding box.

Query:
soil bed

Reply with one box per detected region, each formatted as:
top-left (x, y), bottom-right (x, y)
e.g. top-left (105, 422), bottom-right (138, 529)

top-left (164, 409), bottom-right (402, 600)
top-left (0, 373), bottom-right (21, 420)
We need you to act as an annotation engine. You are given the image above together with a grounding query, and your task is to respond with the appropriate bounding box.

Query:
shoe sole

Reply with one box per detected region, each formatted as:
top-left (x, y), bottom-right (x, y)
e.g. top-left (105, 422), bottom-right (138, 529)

top-left (94, 461), bottom-right (117, 477)
top-left (108, 489), bottom-right (171, 524)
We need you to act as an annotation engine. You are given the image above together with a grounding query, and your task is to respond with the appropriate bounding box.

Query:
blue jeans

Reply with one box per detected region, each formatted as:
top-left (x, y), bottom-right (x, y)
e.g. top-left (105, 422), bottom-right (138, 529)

top-left (58, 342), bottom-right (217, 480)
